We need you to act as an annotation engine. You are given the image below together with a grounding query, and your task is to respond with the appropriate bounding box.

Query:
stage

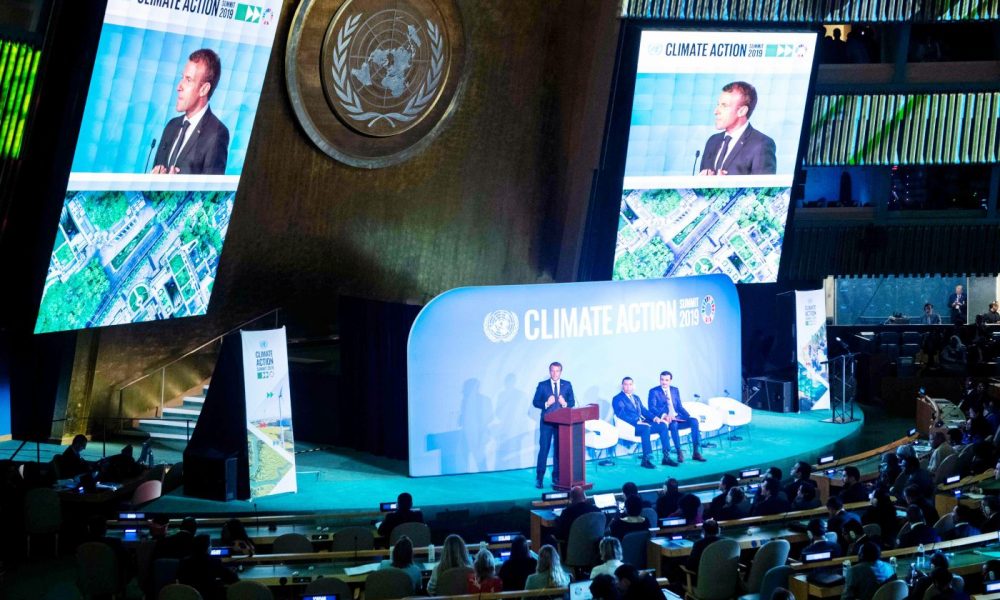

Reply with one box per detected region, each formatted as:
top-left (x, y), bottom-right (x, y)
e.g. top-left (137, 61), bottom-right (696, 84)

top-left (0, 406), bottom-right (911, 516)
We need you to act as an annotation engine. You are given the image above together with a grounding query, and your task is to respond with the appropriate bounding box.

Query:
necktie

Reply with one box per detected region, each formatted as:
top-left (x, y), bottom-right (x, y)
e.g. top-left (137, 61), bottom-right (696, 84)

top-left (714, 135), bottom-right (732, 172)
top-left (631, 394), bottom-right (640, 413)
top-left (167, 119), bottom-right (191, 169)
top-left (666, 389), bottom-right (677, 418)
top-left (552, 381), bottom-right (559, 400)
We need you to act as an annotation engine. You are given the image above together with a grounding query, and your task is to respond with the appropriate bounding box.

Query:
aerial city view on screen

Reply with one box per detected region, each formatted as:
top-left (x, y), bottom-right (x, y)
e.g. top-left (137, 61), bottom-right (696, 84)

top-left (613, 186), bottom-right (789, 283)
top-left (35, 190), bottom-right (235, 333)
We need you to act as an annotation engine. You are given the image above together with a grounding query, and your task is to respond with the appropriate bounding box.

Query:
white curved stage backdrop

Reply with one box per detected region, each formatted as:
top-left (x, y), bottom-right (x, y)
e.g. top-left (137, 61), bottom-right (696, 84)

top-left (407, 275), bottom-right (742, 477)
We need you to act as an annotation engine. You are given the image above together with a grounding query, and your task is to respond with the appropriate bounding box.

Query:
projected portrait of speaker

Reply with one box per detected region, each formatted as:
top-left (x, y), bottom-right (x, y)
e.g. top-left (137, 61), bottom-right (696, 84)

top-left (698, 81), bottom-right (776, 176)
top-left (151, 48), bottom-right (230, 176)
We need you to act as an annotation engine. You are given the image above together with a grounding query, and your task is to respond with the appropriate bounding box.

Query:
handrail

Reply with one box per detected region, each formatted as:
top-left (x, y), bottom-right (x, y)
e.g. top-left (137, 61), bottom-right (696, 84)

top-left (114, 308), bottom-right (281, 393)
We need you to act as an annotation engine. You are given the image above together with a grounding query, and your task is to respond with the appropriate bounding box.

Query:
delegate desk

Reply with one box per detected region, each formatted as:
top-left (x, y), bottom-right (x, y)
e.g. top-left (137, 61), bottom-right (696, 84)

top-left (935, 470), bottom-right (999, 516)
top-left (237, 560), bottom-right (435, 588)
top-left (788, 532), bottom-right (1000, 600)
top-left (918, 396), bottom-right (967, 436)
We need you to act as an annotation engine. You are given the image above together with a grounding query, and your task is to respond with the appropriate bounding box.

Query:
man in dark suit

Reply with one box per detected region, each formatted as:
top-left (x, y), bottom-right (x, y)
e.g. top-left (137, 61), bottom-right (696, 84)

top-left (647, 371), bottom-right (706, 463)
top-left (981, 496), bottom-right (1000, 533)
top-left (555, 486), bottom-right (600, 541)
top-left (613, 377), bottom-right (673, 468)
top-left (60, 434), bottom-right (92, 478)
top-left (377, 492), bottom-right (424, 538)
top-left (698, 81), bottom-right (776, 176)
top-left (152, 48), bottom-right (229, 175)
top-left (704, 474), bottom-right (738, 519)
top-left (750, 479), bottom-right (791, 516)
top-left (685, 519), bottom-right (722, 583)
top-left (839, 466), bottom-right (870, 504)
top-left (948, 284), bottom-right (967, 325)
top-left (177, 534), bottom-right (239, 600)
top-left (799, 518), bottom-right (841, 561)
top-left (897, 504), bottom-right (941, 547)
top-left (532, 361), bottom-right (575, 488)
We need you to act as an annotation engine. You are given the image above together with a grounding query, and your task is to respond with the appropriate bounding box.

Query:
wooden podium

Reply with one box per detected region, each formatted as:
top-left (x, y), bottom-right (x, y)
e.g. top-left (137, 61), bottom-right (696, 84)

top-left (544, 404), bottom-right (599, 491)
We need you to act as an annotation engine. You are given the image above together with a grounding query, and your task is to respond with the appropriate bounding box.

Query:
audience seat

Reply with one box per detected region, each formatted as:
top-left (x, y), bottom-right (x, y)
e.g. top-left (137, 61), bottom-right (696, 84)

top-left (151, 558), bottom-right (181, 599)
top-left (272, 532), bottom-right (313, 554)
top-left (621, 530), bottom-right (651, 568)
top-left (683, 538), bottom-right (740, 600)
top-left (76, 542), bottom-right (119, 598)
top-left (303, 577), bottom-right (351, 598)
top-left (365, 567), bottom-right (415, 600)
top-left (564, 511), bottom-right (606, 569)
top-left (436, 566), bottom-right (475, 596)
top-left (226, 581), bottom-right (273, 600)
top-left (330, 526), bottom-right (375, 552)
top-left (872, 580), bottom-right (909, 600)
top-left (389, 521), bottom-right (431, 547)
top-left (24, 487), bottom-right (61, 558)
top-left (159, 583), bottom-right (203, 600)
top-left (740, 565), bottom-right (792, 600)
top-left (741, 539), bottom-right (789, 597)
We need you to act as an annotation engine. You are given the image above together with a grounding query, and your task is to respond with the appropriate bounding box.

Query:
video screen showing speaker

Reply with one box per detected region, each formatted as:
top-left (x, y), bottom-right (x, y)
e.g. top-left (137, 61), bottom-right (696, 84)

top-left (34, 1), bottom-right (282, 334)
top-left (748, 377), bottom-right (795, 413)
top-left (608, 28), bottom-right (818, 284)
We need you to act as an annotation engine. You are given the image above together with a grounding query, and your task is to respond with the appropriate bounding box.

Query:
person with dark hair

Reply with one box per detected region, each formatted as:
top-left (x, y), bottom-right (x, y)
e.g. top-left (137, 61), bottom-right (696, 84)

top-left (928, 431), bottom-right (955, 475)
top-left (877, 453), bottom-right (902, 492)
top-left (842, 519), bottom-right (873, 556)
top-left (102, 444), bottom-right (144, 482)
top-left (862, 488), bottom-right (900, 542)
top-left (669, 492), bottom-right (703, 525)
top-left (498, 535), bottom-right (537, 591)
top-left (656, 478), bottom-right (683, 518)
top-left (614, 376), bottom-right (673, 468)
top-left (621, 482), bottom-right (651, 507)
top-left (752, 479), bottom-right (792, 516)
top-left (152, 48), bottom-right (229, 175)
top-left (381, 535), bottom-right (422, 592)
top-left (827, 497), bottom-right (861, 547)
top-left (555, 486), bottom-right (600, 541)
top-left (176, 533), bottom-right (238, 600)
top-left (793, 482), bottom-right (822, 510)
top-left (590, 573), bottom-right (620, 600)
top-left (220, 518), bottom-right (255, 556)
top-left (615, 564), bottom-right (661, 600)
top-left (686, 519), bottom-right (723, 581)
top-left (611, 495), bottom-right (652, 540)
top-left (921, 303), bottom-right (942, 325)
top-left (800, 518), bottom-right (841, 561)
top-left (898, 504), bottom-right (941, 547)
top-left (839, 466), bottom-right (869, 503)
top-left (706, 474), bottom-right (739, 519)
top-left (698, 81), bottom-right (776, 176)
top-left (60, 434), bottom-right (92, 478)
top-left (377, 492), bottom-right (424, 537)
top-left (910, 552), bottom-right (953, 600)
top-left (533, 362), bottom-right (575, 488)
top-left (963, 405), bottom-right (992, 445)
top-left (842, 542), bottom-right (893, 600)
top-left (947, 505), bottom-right (982, 540)
top-left (929, 559), bottom-right (970, 600)
top-left (716, 487), bottom-right (749, 521)
top-left (903, 485), bottom-right (939, 525)
top-left (982, 495), bottom-right (1000, 533)
top-left (785, 461), bottom-right (815, 501)
top-left (647, 371), bottom-right (707, 463)
top-left (154, 516), bottom-right (198, 561)
top-left (894, 445), bottom-right (934, 500)
top-left (752, 467), bottom-right (787, 509)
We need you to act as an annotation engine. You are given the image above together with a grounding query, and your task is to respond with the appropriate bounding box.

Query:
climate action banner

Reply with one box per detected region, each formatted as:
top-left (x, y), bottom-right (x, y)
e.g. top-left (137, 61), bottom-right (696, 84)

top-left (795, 289), bottom-right (830, 411)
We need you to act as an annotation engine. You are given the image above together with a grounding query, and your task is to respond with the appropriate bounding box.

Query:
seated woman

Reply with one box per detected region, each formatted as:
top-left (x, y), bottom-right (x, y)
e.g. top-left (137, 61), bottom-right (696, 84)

top-left (590, 537), bottom-right (624, 579)
top-left (610, 496), bottom-right (652, 540)
top-left (498, 535), bottom-right (537, 591)
top-left (468, 547), bottom-right (503, 593)
top-left (380, 535), bottom-right (422, 593)
top-left (427, 534), bottom-right (472, 595)
top-left (220, 518), bottom-right (255, 556)
top-left (525, 545), bottom-right (571, 592)
top-left (668, 493), bottom-right (704, 525)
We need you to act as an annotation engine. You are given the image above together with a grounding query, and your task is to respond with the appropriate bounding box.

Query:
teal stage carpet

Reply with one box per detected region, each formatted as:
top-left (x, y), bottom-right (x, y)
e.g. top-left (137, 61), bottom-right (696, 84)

top-left (0, 406), bottom-right (912, 516)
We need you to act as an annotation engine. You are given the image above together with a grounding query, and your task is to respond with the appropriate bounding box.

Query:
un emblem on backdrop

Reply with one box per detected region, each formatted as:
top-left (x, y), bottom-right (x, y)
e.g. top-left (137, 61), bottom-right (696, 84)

top-left (483, 310), bottom-right (519, 343)
top-left (287, 0), bottom-right (466, 167)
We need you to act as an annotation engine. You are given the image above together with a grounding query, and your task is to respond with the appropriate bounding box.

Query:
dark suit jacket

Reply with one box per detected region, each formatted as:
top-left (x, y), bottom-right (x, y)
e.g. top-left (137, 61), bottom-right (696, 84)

top-left (750, 495), bottom-right (791, 517)
top-left (898, 523), bottom-right (940, 547)
top-left (800, 539), bottom-right (842, 560)
top-left (153, 106), bottom-right (229, 175)
top-left (981, 513), bottom-right (1000, 533)
top-left (612, 392), bottom-right (654, 426)
top-left (647, 386), bottom-right (690, 421)
top-left (555, 500), bottom-right (600, 540)
top-left (532, 379), bottom-right (575, 419)
top-left (699, 124), bottom-right (777, 175)
top-left (177, 554), bottom-right (239, 600)
top-left (839, 482), bottom-right (870, 504)
top-left (377, 509), bottom-right (423, 538)
top-left (60, 447), bottom-right (91, 478)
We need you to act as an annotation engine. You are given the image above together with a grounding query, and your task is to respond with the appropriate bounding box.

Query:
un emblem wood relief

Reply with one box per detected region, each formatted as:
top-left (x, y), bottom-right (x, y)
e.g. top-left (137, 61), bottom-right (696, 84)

top-left (287, 0), bottom-right (466, 168)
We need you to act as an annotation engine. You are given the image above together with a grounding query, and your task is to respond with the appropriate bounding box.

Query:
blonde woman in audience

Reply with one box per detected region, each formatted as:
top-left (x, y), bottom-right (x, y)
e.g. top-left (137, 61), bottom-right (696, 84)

top-left (427, 533), bottom-right (473, 595)
top-left (468, 547), bottom-right (504, 592)
top-left (525, 544), bottom-right (571, 591)
top-left (590, 537), bottom-right (624, 578)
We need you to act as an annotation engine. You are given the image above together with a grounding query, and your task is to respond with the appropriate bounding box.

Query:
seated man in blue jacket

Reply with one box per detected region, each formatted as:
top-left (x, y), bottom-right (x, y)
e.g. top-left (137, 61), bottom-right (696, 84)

top-left (613, 377), bottom-right (673, 468)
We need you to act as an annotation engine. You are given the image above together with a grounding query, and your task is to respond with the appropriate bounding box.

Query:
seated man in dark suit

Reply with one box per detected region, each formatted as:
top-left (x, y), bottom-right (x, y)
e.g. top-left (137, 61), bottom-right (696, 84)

top-left (715, 487), bottom-right (749, 521)
top-left (799, 518), bottom-right (841, 560)
top-left (698, 81), bottom-right (777, 176)
top-left (555, 485), bottom-right (600, 541)
top-left (826, 497), bottom-right (861, 548)
top-left (154, 516), bottom-right (198, 561)
top-left (61, 434), bottom-right (92, 478)
top-left (377, 492), bottom-right (424, 538)
top-left (897, 504), bottom-right (942, 547)
top-left (613, 377), bottom-right (673, 468)
top-left (902, 484), bottom-right (939, 525)
top-left (655, 478), bottom-right (682, 519)
top-left (792, 482), bottom-right (822, 511)
top-left (784, 461), bottom-right (814, 501)
top-left (946, 505), bottom-right (982, 540)
top-left (705, 474), bottom-right (739, 519)
top-left (647, 371), bottom-right (706, 463)
top-left (102, 445), bottom-right (144, 482)
top-left (751, 479), bottom-right (791, 517)
top-left (177, 534), bottom-right (239, 600)
top-left (685, 519), bottom-right (722, 584)
top-left (981, 496), bottom-right (1000, 533)
top-left (838, 466), bottom-right (870, 504)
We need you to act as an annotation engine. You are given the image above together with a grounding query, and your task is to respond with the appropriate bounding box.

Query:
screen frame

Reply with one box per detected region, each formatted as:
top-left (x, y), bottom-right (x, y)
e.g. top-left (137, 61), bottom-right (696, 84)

top-left (581, 19), bottom-right (821, 283)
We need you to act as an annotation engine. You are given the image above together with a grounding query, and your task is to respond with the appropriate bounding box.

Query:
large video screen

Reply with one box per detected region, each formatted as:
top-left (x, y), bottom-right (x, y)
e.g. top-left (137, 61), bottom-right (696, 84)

top-left (612, 29), bottom-right (817, 284)
top-left (34, 1), bottom-right (281, 334)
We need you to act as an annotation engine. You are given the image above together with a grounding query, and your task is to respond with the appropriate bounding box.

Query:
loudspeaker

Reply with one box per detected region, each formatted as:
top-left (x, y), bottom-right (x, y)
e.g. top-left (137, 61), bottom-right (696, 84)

top-left (183, 454), bottom-right (237, 501)
top-left (748, 377), bottom-right (795, 413)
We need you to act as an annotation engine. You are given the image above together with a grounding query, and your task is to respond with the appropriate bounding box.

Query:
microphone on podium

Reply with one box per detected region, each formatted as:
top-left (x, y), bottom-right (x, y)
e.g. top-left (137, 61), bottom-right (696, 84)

top-left (144, 138), bottom-right (157, 173)
top-left (691, 150), bottom-right (701, 176)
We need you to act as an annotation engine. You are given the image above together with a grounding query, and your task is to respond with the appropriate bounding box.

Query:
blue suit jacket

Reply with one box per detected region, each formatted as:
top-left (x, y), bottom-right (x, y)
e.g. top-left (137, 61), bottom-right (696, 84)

top-left (699, 124), bottom-right (777, 175)
top-left (612, 392), bottom-right (654, 426)
top-left (532, 379), bottom-right (575, 419)
top-left (647, 386), bottom-right (691, 421)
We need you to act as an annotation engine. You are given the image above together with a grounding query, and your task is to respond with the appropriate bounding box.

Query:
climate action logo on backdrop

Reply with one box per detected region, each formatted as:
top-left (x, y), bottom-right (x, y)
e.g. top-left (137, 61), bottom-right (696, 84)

top-left (483, 310), bottom-right (519, 343)
top-left (700, 295), bottom-right (716, 324)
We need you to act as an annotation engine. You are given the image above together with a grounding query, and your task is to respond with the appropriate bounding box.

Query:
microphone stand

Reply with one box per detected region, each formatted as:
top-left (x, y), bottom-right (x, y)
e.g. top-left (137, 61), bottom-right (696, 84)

top-left (144, 138), bottom-right (157, 172)
top-left (691, 150), bottom-right (701, 176)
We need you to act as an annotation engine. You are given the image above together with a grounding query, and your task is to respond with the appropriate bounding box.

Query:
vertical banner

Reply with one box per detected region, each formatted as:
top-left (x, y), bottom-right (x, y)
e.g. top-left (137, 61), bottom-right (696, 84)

top-left (795, 289), bottom-right (830, 411)
top-left (240, 327), bottom-right (296, 498)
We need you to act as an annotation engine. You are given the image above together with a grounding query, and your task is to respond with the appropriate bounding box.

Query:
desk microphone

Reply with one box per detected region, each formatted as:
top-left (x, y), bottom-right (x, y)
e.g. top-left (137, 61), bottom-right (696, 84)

top-left (144, 138), bottom-right (157, 172)
top-left (691, 150), bottom-right (701, 176)
top-left (254, 502), bottom-right (259, 533)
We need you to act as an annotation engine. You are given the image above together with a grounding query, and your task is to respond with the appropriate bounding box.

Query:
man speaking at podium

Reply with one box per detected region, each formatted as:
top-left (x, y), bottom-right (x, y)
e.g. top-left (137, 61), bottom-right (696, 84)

top-left (698, 81), bottom-right (776, 176)
top-left (648, 371), bottom-right (707, 464)
top-left (533, 362), bottom-right (575, 489)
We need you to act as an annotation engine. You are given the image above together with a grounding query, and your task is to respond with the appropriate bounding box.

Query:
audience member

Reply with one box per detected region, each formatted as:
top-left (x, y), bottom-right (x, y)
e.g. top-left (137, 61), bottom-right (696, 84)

top-left (964, 406), bottom-right (993, 445)
top-left (801, 518), bottom-right (841, 560)
top-left (590, 574), bottom-right (620, 600)
top-left (947, 505), bottom-right (982, 540)
top-left (669, 493), bottom-right (703, 525)
top-left (60, 434), bottom-right (92, 478)
top-left (928, 431), bottom-right (955, 474)
top-left (686, 519), bottom-right (723, 583)
top-left (841, 542), bottom-right (894, 600)
top-left (525, 544), bottom-right (570, 590)
top-left (928, 560), bottom-right (970, 600)
top-left (716, 487), bottom-right (749, 520)
top-left (839, 466), bottom-right (869, 503)
top-left (827, 497), bottom-right (862, 546)
top-left (948, 428), bottom-right (966, 453)
top-left (842, 519), bottom-right (875, 556)
top-left (705, 474), bottom-right (738, 519)
top-left (382, 535), bottom-right (422, 592)
top-left (556, 485), bottom-right (601, 540)
top-left (785, 461), bottom-right (815, 501)
top-left (498, 535), bottom-right (537, 591)
top-left (895, 445), bottom-right (934, 500)
top-left (862, 488), bottom-right (899, 542)
top-left (615, 564), bottom-right (661, 600)
top-left (982, 496), bottom-right (1000, 533)
top-left (176, 533), bottom-right (239, 600)
top-left (154, 516), bottom-right (198, 561)
top-left (621, 481), bottom-right (651, 507)
top-left (877, 453), bottom-right (902, 492)
top-left (898, 504), bottom-right (942, 547)
top-left (377, 492), bottom-right (424, 538)
top-left (656, 478), bottom-right (683, 518)
top-left (793, 482), bottom-right (822, 510)
top-left (611, 495), bottom-right (652, 540)
top-left (910, 552), bottom-right (951, 600)
top-left (102, 444), bottom-right (144, 482)
top-left (752, 479), bottom-right (792, 516)
top-left (220, 518), bottom-right (255, 556)
top-left (589, 537), bottom-right (623, 579)
top-left (903, 484), bottom-right (940, 525)
top-left (469, 547), bottom-right (503, 593)
top-left (428, 534), bottom-right (472, 595)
